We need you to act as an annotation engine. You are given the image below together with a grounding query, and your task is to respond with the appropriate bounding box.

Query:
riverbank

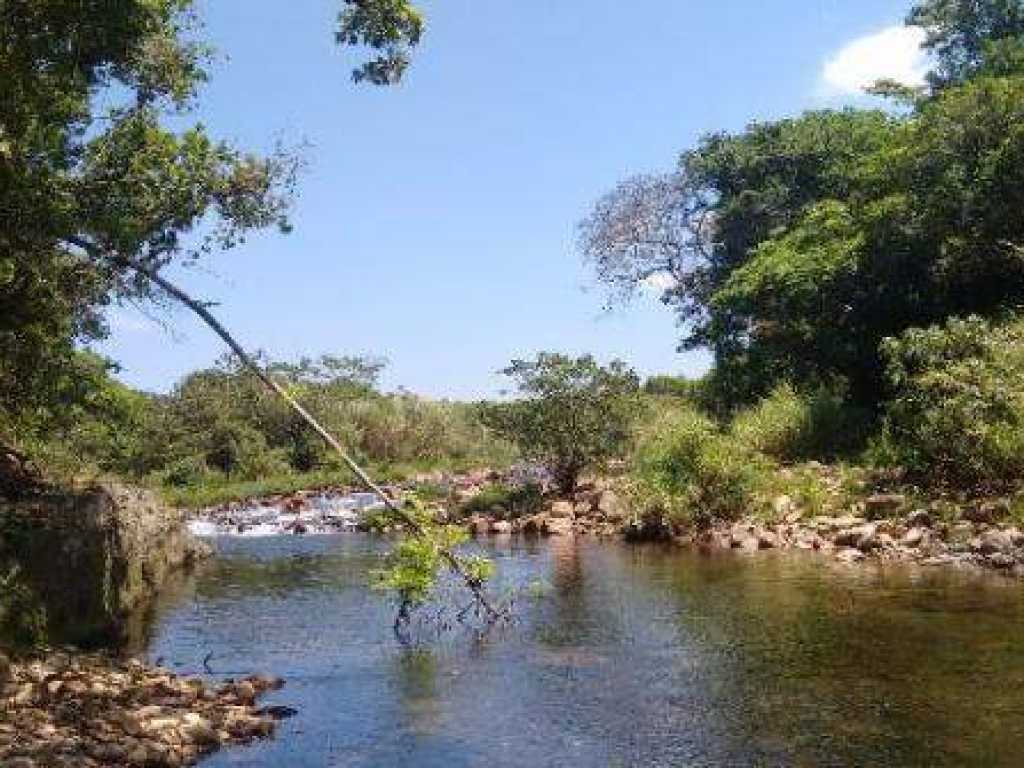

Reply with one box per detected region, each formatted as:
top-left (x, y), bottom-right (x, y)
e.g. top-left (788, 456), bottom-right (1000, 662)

top-left (0, 650), bottom-right (288, 767)
top-left (457, 466), bottom-right (1024, 578)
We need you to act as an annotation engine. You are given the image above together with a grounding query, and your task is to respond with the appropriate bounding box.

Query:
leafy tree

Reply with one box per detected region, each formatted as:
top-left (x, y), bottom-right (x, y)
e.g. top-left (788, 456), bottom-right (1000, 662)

top-left (481, 354), bottom-right (640, 494)
top-left (908, 0), bottom-right (1024, 88)
top-left (582, 5), bottom-right (1024, 411)
top-left (0, 0), bottom-right (431, 476)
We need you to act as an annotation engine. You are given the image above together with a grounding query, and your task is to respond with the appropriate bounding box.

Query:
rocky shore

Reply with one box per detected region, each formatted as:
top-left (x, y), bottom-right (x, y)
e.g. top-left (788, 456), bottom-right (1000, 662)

top-left (688, 502), bottom-right (1024, 576)
top-left (0, 650), bottom-right (290, 767)
top-left (463, 482), bottom-right (1024, 577)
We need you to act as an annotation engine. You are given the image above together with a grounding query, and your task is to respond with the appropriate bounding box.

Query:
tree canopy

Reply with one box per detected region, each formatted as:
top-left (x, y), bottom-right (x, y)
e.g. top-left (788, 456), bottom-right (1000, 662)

top-left (0, 0), bottom-right (428, 458)
top-left (581, 0), bottom-right (1024, 408)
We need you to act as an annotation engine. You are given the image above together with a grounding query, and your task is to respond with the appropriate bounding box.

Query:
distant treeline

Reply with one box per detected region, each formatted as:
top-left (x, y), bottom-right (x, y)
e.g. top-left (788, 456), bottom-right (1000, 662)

top-left (9, 353), bottom-right (513, 495)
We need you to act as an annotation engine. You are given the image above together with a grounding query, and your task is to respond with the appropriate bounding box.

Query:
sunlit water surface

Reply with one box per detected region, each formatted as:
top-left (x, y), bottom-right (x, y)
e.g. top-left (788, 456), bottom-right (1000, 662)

top-left (139, 535), bottom-right (1024, 767)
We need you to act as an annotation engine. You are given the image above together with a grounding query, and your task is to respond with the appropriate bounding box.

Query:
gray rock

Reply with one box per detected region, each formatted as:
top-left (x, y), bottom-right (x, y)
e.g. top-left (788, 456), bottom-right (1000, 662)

top-left (972, 530), bottom-right (1014, 554)
top-left (490, 520), bottom-right (512, 534)
top-left (834, 524), bottom-right (878, 551)
top-left (902, 527), bottom-right (926, 547)
top-left (988, 552), bottom-right (1017, 570)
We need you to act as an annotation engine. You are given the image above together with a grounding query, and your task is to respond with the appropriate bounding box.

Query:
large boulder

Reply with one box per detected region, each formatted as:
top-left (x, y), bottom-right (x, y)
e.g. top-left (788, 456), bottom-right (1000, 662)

top-left (0, 482), bottom-right (209, 645)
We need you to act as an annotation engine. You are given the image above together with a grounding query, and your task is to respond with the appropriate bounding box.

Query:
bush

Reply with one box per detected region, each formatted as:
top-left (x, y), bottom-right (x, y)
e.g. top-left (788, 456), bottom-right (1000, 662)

top-left (729, 383), bottom-right (872, 462)
top-left (630, 406), bottom-right (767, 527)
top-left (161, 455), bottom-right (211, 488)
top-left (457, 482), bottom-right (544, 520)
top-left (879, 315), bottom-right (1024, 489)
top-left (481, 353), bottom-right (641, 493)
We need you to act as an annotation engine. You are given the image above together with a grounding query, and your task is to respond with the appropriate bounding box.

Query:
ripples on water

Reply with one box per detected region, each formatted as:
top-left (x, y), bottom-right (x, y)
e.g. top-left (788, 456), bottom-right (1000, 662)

top-left (140, 535), bottom-right (1024, 767)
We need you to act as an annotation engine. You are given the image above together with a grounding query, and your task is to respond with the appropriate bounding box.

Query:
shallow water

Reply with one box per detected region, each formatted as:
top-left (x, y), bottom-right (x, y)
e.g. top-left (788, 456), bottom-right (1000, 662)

top-left (141, 535), bottom-right (1024, 767)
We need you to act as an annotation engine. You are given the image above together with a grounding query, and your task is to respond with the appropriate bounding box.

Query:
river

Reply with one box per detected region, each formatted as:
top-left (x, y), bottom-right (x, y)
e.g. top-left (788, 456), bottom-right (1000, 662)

top-left (137, 533), bottom-right (1024, 767)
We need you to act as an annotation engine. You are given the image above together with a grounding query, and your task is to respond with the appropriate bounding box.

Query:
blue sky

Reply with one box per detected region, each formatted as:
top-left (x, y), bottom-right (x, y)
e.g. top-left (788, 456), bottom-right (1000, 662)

top-left (101, 0), bottom-right (925, 398)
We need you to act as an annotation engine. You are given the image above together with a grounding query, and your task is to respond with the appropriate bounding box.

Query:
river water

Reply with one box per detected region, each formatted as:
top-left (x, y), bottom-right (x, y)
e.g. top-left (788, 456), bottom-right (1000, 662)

top-left (140, 534), bottom-right (1024, 767)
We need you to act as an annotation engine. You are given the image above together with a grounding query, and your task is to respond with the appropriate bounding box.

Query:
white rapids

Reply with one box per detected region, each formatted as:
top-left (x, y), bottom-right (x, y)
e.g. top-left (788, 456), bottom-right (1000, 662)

top-left (188, 491), bottom-right (384, 537)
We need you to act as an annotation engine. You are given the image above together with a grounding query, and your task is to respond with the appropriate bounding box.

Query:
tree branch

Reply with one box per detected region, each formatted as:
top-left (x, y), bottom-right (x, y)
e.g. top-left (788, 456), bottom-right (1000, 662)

top-left (64, 236), bottom-right (503, 623)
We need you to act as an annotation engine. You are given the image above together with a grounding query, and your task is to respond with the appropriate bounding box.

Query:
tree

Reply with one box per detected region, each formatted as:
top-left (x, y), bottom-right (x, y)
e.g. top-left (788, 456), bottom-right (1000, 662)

top-left (908, 0), bottom-right (1024, 88)
top-left (0, 0), bottom-right (433, 460)
top-left (481, 354), bottom-right (640, 494)
top-left (581, 4), bottom-right (1024, 410)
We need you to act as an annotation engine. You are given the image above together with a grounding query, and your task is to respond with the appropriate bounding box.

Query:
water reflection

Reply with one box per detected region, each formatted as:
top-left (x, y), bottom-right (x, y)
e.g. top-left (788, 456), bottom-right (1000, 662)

top-left (140, 535), bottom-right (1024, 767)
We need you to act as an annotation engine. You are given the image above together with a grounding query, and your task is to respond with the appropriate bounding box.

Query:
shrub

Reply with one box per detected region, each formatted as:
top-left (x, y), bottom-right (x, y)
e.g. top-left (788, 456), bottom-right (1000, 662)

top-left (879, 315), bottom-right (1024, 489)
top-left (630, 406), bottom-right (767, 528)
top-left (729, 383), bottom-right (872, 462)
top-left (481, 353), bottom-right (641, 494)
top-left (161, 455), bottom-right (211, 488)
top-left (457, 482), bottom-right (544, 520)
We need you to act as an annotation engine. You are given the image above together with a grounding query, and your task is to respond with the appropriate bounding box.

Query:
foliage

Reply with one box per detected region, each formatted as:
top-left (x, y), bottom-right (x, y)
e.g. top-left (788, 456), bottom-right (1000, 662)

top-left (643, 375), bottom-right (702, 399)
top-left (908, 0), bottom-right (1024, 89)
top-left (457, 482), bottom-right (544, 520)
top-left (629, 406), bottom-right (768, 528)
top-left (879, 315), bottom-right (1024, 488)
top-left (0, 0), bottom-right (438, 480)
top-left (0, 566), bottom-right (47, 648)
top-left (481, 354), bottom-right (641, 494)
top-left (582, 5), bottom-right (1024, 414)
top-left (372, 502), bottom-right (493, 609)
top-left (729, 383), bottom-right (873, 462)
top-left (337, 0), bottom-right (425, 84)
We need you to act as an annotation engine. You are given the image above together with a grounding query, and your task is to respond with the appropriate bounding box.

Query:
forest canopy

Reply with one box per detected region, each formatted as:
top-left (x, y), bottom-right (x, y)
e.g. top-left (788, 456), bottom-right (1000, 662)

top-left (580, 0), bottom-right (1024, 409)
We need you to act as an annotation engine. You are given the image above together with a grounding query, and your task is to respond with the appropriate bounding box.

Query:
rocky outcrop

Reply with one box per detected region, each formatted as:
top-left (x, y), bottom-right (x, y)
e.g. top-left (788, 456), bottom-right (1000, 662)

top-left (1, 483), bottom-right (209, 646)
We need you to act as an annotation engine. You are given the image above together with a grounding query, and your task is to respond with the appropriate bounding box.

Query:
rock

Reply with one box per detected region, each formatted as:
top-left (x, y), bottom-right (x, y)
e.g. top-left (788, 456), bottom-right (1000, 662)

top-left (181, 715), bottom-right (220, 747)
top-left (988, 552), bottom-right (1017, 570)
top-left (834, 524), bottom-right (877, 551)
top-left (490, 520), bottom-right (512, 534)
top-left (864, 494), bottom-right (906, 520)
top-left (906, 509), bottom-right (933, 528)
top-left (0, 483), bottom-right (209, 645)
top-left (234, 680), bottom-right (257, 704)
top-left (542, 517), bottom-right (573, 536)
top-left (548, 501), bottom-right (574, 519)
top-left (757, 531), bottom-right (778, 550)
top-left (902, 527), bottom-right (926, 547)
top-left (467, 516), bottom-right (490, 536)
top-left (596, 490), bottom-right (628, 521)
top-left (972, 530), bottom-right (1014, 555)
top-left (836, 547), bottom-right (866, 563)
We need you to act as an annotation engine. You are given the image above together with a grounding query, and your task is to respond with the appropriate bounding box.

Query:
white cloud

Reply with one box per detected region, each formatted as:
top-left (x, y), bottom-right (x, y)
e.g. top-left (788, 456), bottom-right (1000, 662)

top-left (822, 26), bottom-right (928, 96)
top-left (642, 273), bottom-right (678, 294)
